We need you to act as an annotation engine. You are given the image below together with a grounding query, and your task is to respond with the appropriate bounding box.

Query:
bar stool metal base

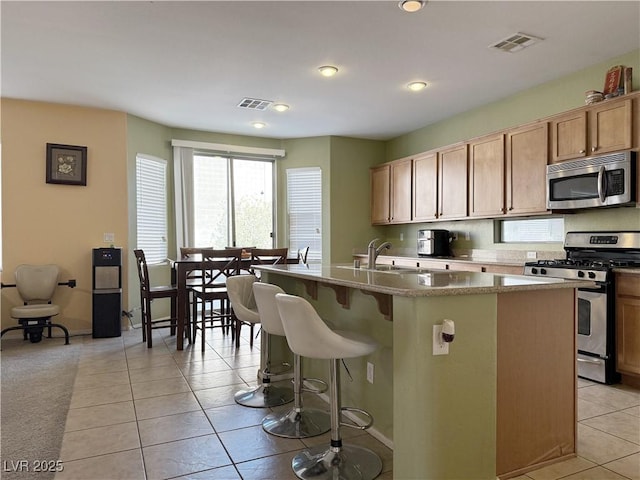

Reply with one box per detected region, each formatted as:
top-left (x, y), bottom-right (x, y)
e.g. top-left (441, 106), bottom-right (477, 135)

top-left (262, 408), bottom-right (331, 438)
top-left (291, 444), bottom-right (382, 480)
top-left (234, 383), bottom-right (294, 408)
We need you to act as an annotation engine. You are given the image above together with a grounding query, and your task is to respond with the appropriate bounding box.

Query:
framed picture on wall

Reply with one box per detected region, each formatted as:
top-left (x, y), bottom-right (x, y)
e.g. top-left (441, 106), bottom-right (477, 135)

top-left (46, 143), bottom-right (87, 186)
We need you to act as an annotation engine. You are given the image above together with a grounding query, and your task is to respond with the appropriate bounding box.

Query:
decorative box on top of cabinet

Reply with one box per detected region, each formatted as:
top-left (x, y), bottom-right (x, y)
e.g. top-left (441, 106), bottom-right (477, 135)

top-left (550, 96), bottom-right (632, 163)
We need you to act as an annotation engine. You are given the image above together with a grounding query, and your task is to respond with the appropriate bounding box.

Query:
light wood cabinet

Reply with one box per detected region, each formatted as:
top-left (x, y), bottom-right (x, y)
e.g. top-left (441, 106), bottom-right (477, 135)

top-left (370, 158), bottom-right (412, 225)
top-left (438, 144), bottom-right (468, 220)
top-left (390, 158), bottom-right (412, 224)
top-left (506, 122), bottom-right (549, 215)
top-left (412, 152), bottom-right (438, 222)
top-left (469, 133), bottom-right (505, 217)
top-left (551, 97), bottom-right (632, 163)
top-left (370, 164), bottom-right (390, 224)
top-left (616, 273), bottom-right (640, 378)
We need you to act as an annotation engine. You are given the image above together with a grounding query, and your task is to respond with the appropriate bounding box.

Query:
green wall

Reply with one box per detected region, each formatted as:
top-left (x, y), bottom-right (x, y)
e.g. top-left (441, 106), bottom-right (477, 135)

top-left (387, 49), bottom-right (640, 159)
top-left (329, 137), bottom-right (386, 262)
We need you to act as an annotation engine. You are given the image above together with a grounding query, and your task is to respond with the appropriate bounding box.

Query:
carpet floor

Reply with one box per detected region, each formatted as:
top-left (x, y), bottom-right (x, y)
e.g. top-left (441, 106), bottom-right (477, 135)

top-left (1, 336), bottom-right (80, 480)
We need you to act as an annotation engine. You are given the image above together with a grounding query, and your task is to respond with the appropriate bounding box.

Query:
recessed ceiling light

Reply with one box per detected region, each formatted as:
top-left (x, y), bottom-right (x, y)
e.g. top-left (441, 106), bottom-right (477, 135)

top-left (318, 65), bottom-right (339, 77)
top-left (407, 81), bottom-right (428, 91)
top-left (252, 121), bottom-right (266, 129)
top-left (398, 1), bottom-right (426, 13)
top-left (272, 103), bottom-right (290, 112)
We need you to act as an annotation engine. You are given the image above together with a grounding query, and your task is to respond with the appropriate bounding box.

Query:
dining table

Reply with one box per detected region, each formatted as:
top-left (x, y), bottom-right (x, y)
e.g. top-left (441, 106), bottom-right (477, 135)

top-left (171, 253), bottom-right (300, 350)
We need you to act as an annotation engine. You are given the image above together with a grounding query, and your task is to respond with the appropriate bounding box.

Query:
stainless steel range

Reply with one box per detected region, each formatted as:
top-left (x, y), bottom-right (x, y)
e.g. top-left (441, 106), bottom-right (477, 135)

top-left (524, 231), bottom-right (640, 384)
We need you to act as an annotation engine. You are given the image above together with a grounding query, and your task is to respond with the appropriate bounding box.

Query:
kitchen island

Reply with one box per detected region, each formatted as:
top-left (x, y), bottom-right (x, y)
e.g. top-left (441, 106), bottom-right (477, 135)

top-left (255, 263), bottom-right (591, 480)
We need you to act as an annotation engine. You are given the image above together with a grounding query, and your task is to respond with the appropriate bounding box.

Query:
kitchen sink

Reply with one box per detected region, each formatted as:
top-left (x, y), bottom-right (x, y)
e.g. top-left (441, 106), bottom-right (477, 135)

top-left (337, 265), bottom-right (430, 274)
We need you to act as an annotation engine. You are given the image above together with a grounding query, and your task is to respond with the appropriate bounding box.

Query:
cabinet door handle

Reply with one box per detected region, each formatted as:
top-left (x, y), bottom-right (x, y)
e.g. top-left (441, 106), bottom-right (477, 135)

top-left (591, 146), bottom-right (597, 152)
top-left (579, 149), bottom-right (586, 154)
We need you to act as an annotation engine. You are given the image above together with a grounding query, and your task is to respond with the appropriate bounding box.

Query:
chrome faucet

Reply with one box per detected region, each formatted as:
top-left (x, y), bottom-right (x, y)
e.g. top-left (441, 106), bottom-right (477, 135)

top-left (367, 238), bottom-right (392, 268)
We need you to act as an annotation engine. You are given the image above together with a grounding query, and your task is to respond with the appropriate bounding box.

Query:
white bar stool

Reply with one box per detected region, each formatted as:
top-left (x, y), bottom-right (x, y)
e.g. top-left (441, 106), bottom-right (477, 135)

top-left (275, 293), bottom-right (383, 480)
top-left (227, 275), bottom-right (294, 408)
top-left (253, 283), bottom-right (331, 438)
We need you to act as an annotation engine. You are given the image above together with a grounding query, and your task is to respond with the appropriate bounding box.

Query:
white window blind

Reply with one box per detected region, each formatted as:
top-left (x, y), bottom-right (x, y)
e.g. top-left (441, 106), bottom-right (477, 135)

top-left (136, 155), bottom-right (168, 263)
top-left (287, 167), bottom-right (322, 262)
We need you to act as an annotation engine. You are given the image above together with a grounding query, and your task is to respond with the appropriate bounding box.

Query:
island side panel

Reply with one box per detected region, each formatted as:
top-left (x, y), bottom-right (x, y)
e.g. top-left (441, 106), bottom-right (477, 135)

top-left (394, 294), bottom-right (498, 480)
top-left (496, 288), bottom-right (577, 478)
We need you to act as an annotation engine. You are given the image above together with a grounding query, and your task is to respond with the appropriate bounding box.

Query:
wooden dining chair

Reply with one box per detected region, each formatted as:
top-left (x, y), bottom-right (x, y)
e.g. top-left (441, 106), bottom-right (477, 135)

top-left (189, 248), bottom-right (242, 351)
top-left (133, 249), bottom-right (182, 348)
top-left (250, 248), bottom-right (288, 266)
top-left (297, 246), bottom-right (310, 264)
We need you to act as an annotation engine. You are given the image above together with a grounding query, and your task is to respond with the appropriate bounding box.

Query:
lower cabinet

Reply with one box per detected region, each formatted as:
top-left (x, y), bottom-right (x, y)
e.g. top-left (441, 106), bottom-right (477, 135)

top-left (616, 273), bottom-right (640, 380)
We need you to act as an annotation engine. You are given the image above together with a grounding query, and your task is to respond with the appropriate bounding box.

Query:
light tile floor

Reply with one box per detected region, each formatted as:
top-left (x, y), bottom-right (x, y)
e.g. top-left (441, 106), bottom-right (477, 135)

top-left (515, 378), bottom-right (640, 480)
top-left (51, 326), bottom-right (639, 480)
top-left (54, 327), bottom-right (394, 480)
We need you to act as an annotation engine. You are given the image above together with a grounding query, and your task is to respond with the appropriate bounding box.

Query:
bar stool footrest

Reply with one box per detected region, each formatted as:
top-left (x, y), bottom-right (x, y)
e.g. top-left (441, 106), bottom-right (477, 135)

top-left (261, 362), bottom-right (292, 379)
top-left (340, 406), bottom-right (374, 430)
top-left (300, 377), bottom-right (328, 394)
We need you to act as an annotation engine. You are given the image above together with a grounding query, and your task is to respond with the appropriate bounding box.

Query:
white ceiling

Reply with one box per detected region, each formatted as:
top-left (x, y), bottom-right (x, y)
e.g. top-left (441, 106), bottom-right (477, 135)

top-left (2, 1), bottom-right (639, 141)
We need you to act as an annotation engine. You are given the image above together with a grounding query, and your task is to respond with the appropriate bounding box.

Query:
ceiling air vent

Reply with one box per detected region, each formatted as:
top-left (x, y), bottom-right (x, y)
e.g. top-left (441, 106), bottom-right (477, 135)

top-left (490, 32), bottom-right (542, 53)
top-left (237, 98), bottom-right (272, 110)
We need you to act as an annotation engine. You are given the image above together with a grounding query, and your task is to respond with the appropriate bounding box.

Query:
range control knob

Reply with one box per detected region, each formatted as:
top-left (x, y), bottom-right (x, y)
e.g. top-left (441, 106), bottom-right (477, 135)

top-left (588, 272), bottom-right (596, 279)
top-left (540, 268), bottom-right (547, 275)
top-left (531, 267), bottom-right (538, 274)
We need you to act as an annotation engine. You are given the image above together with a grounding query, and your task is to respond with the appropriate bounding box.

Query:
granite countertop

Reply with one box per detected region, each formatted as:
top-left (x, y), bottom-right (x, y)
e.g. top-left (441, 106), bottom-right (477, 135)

top-left (254, 263), bottom-right (594, 298)
top-left (614, 267), bottom-right (640, 275)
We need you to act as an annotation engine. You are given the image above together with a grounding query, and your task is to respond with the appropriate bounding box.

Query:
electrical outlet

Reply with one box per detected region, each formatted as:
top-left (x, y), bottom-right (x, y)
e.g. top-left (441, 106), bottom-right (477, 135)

top-left (464, 231), bottom-right (471, 241)
top-left (367, 362), bottom-right (375, 383)
top-left (451, 232), bottom-right (459, 241)
top-left (433, 325), bottom-right (449, 355)
top-left (400, 233), bottom-right (404, 242)
top-left (527, 251), bottom-right (537, 259)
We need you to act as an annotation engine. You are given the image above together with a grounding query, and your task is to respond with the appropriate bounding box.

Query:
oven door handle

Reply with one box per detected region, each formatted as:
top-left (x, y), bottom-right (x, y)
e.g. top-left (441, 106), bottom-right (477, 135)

top-left (597, 165), bottom-right (607, 203)
top-left (577, 356), bottom-right (603, 365)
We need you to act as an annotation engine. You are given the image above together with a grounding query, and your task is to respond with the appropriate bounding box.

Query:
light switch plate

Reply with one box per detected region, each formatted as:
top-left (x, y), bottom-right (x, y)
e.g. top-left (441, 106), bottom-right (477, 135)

top-left (103, 232), bottom-right (115, 243)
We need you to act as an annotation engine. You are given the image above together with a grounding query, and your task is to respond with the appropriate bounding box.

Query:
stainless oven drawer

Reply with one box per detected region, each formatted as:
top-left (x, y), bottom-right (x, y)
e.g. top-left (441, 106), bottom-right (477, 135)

top-left (577, 353), bottom-right (606, 383)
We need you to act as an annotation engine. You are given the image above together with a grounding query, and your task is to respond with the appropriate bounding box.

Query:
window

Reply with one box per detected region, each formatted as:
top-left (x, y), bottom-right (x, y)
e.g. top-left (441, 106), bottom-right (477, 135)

top-left (287, 167), bottom-right (322, 262)
top-left (192, 155), bottom-right (274, 248)
top-left (136, 154), bottom-right (168, 263)
top-left (498, 217), bottom-right (564, 243)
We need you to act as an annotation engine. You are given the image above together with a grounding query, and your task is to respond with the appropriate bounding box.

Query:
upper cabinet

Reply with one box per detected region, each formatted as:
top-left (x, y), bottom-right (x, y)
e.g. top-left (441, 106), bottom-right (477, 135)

top-left (505, 122), bottom-right (549, 215)
top-left (370, 92), bottom-right (638, 226)
top-left (390, 158), bottom-right (413, 224)
top-left (551, 96), bottom-right (632, 163)
top-left (370, 164), bottom-right (390, 224)
top-left (370, 157), bottom-right (412, 225)
top-left (412, 152), bottom-right (438, 222)
top-left (438, 144), bottom-right (468, 220)
top-left (469, 133), bottom-right (505, 217)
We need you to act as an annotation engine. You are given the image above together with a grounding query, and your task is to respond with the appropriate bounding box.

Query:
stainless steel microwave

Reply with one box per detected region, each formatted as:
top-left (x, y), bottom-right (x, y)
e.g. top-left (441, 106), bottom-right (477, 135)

top-left (546, 151), bottom-right (636, 210)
